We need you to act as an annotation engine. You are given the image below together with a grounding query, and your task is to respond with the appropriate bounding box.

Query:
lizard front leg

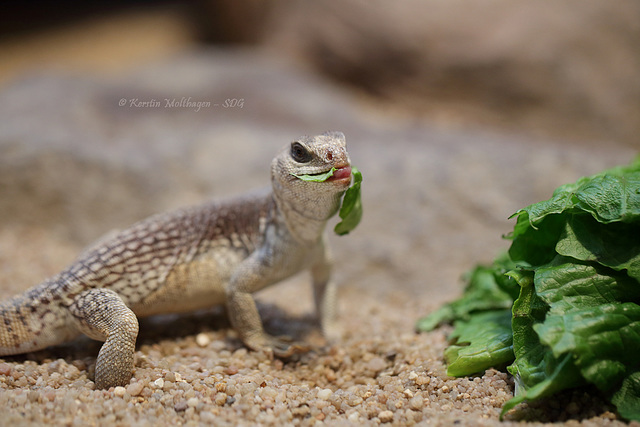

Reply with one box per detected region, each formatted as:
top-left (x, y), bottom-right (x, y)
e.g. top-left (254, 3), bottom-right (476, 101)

top-left (226, 254), bottom-right (309, 357)
top-left (311, 243), bottom-right (341, 342)
top-left (68, 288), bottom-right (139, 389)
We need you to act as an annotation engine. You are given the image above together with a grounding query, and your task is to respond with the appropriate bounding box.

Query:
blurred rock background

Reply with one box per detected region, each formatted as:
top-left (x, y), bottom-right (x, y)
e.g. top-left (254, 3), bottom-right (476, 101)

top-left (0, 0), bottom-right (638, 303)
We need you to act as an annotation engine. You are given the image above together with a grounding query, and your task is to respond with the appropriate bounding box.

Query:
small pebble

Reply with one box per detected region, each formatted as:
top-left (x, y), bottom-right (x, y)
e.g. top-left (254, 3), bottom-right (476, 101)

top-left (325, 368), bottom-right (337, 382)
top-left (367, 357), bottom-right (387, 373)
top-left (225, 366), bottom-right (239, 375)
top-left (196, 333), bottom-right (211, 347)
top-left (200, 411), bottom-right (217, 423)
top-left (0, 363), bottom-right (12, 376)
top-left (174, 401), bottom-right (188, 412)
top-left (415, 376), bottom-right (430, 386)
top-left (379, 410), bottom-right (394, 423)
top-left (215, 393), bottom-right (228, 406)
top-left (126, 382), bottom-right (145, 397)
top-left (348, 412), bottom-right (360, 422)
top-left (113, 386), bottom-right (126, 397)
top-left (317, 389), bottom-right (333, 400)
top-left (409, 395), bottom-right (424, 410)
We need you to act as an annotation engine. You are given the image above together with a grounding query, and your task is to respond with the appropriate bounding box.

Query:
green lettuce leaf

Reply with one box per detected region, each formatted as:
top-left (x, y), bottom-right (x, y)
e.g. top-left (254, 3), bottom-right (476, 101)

top-left (556, 215), bottom-right (640, 281)
top-left (501, 353), bottom-right (582, 419)
top-left (510, 157), bottom-right (640, 230)
top-left (534, 258), bottom-right (640, 315)
top-left (536, 302), bottom-right (640, 391)
top-left (508, 213), bottom-right (566, 267)
top-left (531, 260), bottom-right (640, 388)
top-left (334, 167), bottom-right (362, 235)
top-left (612, 371), bottom-right (640, 421)
top-left (507, 269), bottom-right (552, 389)
top-left (445, 310), bottom-right (514, 376)
top-left (573, 172), bottom-right (640, 223)
top-left (291, 167), bottom-right (337, 182)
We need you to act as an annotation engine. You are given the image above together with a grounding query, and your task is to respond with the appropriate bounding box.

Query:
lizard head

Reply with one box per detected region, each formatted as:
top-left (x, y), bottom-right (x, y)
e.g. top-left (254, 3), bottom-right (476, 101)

top-left (271, 131), bottom-right (352, 239)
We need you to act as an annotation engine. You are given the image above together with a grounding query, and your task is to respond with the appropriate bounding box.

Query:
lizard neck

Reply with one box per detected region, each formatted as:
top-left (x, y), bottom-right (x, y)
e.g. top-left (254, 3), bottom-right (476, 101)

top-left (271, 183), bottom-right (342, 244)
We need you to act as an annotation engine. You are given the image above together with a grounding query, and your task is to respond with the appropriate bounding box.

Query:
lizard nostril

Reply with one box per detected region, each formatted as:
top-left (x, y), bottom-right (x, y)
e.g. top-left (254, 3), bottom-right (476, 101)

top-left (327, 151), bottom-right (333, 161)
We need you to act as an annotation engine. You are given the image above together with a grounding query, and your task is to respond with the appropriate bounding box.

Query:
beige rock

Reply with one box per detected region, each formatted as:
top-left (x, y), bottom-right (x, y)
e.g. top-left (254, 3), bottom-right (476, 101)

top-left (266, 0), bottom-right (640, 146)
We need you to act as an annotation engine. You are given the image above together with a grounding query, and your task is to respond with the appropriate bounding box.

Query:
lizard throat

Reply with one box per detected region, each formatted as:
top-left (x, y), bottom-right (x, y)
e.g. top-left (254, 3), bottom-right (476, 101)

top-left (271, 186), bottom-right (343, 242)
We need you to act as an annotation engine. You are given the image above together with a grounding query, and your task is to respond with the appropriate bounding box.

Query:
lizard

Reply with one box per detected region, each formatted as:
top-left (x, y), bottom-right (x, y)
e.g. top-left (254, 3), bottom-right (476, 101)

top-left (0, 131), bottom-right (353, 389)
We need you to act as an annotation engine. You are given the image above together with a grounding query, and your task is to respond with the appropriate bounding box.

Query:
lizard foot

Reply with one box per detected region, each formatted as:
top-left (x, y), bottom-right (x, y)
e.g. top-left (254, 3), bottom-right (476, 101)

top-left (246, 334), bottom-right (311, 358)
top-left (270, 335), bottom-right (311, 358)
top-left (68, 288), bottom-right (139, 389)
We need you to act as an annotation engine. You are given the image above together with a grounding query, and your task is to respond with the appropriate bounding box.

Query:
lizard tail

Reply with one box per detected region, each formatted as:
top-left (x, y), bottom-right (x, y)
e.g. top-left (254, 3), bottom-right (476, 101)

top-left (0, 280), bottom-right (77, 356)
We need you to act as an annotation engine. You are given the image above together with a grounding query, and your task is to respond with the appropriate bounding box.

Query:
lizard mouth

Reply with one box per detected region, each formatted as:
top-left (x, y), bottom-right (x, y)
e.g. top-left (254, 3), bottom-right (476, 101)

top-left (291, 165), bottom-right (351, 183)
top-left (327, 165), bottom-right (352, 183)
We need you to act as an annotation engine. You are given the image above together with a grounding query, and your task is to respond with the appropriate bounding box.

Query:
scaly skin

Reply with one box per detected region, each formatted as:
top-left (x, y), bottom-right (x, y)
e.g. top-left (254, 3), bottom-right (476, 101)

top-left (0, 131), bottom-right (352, 389)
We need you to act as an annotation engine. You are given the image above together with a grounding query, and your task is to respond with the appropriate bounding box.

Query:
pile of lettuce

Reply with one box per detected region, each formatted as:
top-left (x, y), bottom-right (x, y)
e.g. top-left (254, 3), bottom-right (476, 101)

top-left (417, 159), bottom-right (640, 421)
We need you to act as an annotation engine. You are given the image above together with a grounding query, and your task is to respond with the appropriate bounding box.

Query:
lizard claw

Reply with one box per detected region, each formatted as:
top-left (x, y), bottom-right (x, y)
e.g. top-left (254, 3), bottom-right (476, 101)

top-left (268, 335), bottom-right (311, 358)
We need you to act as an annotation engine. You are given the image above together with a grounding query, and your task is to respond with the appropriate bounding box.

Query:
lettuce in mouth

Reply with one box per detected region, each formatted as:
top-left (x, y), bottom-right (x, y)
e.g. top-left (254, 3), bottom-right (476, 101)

top-left (291, 167), bottom-right (337, 182)
top-left (334, 167), bottom-right (363, 236)
top-left (417, 158), bottom-right (640, 421)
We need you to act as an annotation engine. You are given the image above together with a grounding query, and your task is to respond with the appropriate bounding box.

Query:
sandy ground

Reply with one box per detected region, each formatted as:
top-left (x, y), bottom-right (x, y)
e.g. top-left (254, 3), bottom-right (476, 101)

top-left (0, 223), bottom-right (631, 426)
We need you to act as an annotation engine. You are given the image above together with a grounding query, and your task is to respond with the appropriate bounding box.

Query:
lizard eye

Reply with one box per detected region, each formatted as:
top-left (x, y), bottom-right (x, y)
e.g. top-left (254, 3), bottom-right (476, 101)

top-left (290, 142), bottom-right (312, 163)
